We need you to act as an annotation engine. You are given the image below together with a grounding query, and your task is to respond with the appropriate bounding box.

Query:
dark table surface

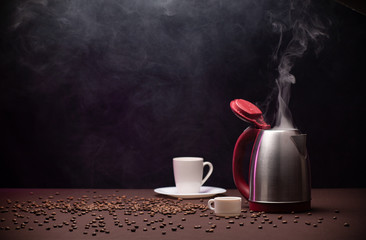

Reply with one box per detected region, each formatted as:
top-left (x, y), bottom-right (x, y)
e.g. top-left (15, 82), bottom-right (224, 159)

top-left (0, 188), bottom-right (365, 240)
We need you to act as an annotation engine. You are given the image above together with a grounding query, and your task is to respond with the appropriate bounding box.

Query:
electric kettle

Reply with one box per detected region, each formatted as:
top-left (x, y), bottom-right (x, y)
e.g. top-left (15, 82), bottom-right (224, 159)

top-left (231, 99), bottom-right (311, 212)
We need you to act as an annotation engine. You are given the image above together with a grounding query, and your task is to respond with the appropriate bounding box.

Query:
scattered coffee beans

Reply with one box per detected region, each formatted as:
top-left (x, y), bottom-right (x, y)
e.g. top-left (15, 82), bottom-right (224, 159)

top-left (0, 191), bottom-right (352, 237)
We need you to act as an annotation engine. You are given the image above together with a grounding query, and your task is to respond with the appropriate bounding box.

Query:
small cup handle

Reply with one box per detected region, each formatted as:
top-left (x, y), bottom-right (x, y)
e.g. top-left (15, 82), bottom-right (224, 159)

top-left (202, 162), bottom-right (213, 185)
top-left (208, 199), bottom-right (215, 211)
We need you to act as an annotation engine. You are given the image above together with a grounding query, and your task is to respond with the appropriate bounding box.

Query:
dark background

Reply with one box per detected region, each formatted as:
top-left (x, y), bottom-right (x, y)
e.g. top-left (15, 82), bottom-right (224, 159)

top-left (0, 0), bottom-right (365, 189)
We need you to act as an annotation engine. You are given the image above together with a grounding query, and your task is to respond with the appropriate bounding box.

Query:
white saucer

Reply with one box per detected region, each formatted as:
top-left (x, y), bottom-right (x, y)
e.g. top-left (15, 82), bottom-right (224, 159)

top-left (154, 186), bottom-right (226, 199)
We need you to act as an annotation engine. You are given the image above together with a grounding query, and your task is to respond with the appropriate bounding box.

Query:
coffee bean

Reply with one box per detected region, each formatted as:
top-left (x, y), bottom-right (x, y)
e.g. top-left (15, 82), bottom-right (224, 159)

top-left (344, 223), bottom-right (350, 227)
top-left (226, 225), bottom-right (231, 229)
top-left (162, 231), bottom-right (166, 235)
top-left (282, 220), bottom-right (287, 224)
top-left (305, 221), bottom-right (311, 225)
top-left (239, 222), bottom-right (244, 226)
top-left (335, 210), bottom-right (340, 213)
top-left (278, 215), bottom-right (283, 220)
top-left (258, 225), bottom-right (263, 229)
top-left (313, 224), bottom-right (317, 227)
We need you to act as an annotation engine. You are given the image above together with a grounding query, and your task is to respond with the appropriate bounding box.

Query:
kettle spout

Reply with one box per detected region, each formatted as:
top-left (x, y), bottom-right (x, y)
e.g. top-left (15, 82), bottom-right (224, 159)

top-left (290, 134), bottom-right (308, 157)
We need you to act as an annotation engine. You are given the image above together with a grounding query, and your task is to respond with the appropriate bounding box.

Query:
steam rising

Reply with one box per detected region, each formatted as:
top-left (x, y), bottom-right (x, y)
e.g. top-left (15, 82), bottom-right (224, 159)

top-left (268, 0), bottom-right (328, 129)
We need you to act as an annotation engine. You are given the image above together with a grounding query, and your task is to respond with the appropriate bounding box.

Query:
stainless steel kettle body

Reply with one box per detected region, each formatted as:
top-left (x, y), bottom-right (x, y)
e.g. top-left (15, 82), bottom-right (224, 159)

top-left (232, 127), bottom-right (311, 212)
top-left (249, 129), bottom-right (311, 204)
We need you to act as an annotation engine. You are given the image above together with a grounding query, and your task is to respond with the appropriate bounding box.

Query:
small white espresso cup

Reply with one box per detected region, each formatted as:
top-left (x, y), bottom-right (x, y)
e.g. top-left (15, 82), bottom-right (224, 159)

top-left (173, 157), bottom-right (213, 194)
top-left (208, 197), bottom-right (242, 217)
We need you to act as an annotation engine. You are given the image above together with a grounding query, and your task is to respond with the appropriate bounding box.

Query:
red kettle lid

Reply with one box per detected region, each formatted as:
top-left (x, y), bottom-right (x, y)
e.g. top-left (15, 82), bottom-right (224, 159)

top-left (230, 99), bottom-right (271, 129)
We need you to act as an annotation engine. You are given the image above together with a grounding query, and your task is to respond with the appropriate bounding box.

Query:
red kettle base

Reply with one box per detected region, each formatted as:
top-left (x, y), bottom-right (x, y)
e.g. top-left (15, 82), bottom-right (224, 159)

top-left (249, 201), bottom-right (311, 213)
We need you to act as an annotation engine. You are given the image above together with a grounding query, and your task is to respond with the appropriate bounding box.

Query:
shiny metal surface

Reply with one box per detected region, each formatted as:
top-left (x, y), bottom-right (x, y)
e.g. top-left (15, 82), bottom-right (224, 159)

top-left (249, 129), bottom-right (311, 203)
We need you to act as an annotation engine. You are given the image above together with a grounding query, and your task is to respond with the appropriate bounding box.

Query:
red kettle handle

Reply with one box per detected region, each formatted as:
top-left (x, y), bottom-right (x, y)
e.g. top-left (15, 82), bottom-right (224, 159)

top-left (233, 126), bottom-right (261, 199)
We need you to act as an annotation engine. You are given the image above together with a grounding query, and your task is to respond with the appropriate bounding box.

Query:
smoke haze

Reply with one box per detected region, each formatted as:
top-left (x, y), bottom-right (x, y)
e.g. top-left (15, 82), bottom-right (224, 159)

top-left (1, 0), bottom-right (365, 188)
top-left (4, 0), bottom-right (269, 187)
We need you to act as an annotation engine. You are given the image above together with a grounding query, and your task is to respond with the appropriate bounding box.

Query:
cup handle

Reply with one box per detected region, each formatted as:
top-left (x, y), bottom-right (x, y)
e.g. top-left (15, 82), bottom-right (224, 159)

top-left (202, 162), bottom-right (213, 185)
top-left (208, 199), bottom-right (215, 211)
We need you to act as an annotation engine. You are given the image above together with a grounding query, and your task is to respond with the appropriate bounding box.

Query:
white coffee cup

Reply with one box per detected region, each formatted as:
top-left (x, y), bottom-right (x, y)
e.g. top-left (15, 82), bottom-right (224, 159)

top-left (173, 157), bottom-right (213, 194)
top-left (208, 197), bottom-right (242, 217)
